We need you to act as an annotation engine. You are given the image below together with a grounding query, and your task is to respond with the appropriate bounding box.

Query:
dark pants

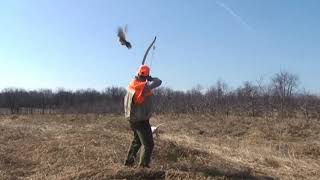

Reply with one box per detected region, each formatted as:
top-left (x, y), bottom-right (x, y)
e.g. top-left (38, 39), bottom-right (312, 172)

top-left (125, 120), bottom-right (154, 167)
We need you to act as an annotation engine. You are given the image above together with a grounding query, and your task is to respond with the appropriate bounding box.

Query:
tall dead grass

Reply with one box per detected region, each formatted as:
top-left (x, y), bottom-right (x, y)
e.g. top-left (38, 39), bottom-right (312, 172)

top-left (0, 114), bottom-right (319, 179)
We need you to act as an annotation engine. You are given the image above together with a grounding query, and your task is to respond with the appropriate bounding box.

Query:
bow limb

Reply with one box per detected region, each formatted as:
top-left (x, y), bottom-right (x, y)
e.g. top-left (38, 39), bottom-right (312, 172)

top-left (142, 36), bottom-right (157, 65)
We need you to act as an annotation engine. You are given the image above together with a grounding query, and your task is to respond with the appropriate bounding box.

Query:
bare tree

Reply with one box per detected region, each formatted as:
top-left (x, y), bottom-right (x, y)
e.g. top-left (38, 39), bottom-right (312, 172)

top-left (271, 71), bottom-right (299, 117)
top-left (237, 81), bottom-right (259, 116)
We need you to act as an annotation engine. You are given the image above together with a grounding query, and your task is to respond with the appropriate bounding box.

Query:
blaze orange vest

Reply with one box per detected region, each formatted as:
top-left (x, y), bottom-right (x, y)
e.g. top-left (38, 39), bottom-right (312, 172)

top-left (128, 79), bottom-right (153, 105)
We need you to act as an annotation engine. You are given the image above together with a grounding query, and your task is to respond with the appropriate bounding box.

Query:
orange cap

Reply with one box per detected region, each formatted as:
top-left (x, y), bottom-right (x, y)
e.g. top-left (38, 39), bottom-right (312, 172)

top-left (137, 65), bottom-right (150, 77)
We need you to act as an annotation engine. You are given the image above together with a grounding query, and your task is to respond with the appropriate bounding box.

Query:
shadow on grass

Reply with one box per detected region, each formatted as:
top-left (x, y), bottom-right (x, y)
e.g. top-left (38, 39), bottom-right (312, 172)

top-left (176, 164), bottom-right (277, 180)
top-left (153, 140), bottom-right (278, 180)
top-left (110, 167), bottom-right (277, 180)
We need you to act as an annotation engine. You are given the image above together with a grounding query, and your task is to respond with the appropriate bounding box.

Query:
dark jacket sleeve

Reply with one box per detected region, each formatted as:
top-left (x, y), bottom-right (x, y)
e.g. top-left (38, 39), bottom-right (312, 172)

top-left (147, 77), bottom-right (162, 90)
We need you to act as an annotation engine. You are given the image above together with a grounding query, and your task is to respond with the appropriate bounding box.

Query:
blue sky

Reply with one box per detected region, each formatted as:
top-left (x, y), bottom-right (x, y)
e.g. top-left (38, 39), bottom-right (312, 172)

top-left (0, 0), bottom-right (320, 93)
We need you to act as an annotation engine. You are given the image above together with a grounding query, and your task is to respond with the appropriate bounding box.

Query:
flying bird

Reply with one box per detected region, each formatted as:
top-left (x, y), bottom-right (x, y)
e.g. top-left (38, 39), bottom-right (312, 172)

top-left (117, 26), bottom-right (132, 49)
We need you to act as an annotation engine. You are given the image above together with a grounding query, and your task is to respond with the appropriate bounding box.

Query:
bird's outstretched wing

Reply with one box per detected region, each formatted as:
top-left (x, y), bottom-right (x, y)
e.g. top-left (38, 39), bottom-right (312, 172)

top-left (124, 24), bottom-right (128, 34)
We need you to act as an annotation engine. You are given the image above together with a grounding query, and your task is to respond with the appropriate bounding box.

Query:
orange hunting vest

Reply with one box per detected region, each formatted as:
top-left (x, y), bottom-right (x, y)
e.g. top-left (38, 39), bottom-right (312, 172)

top-left (128, 79), bottom-right (153, 105)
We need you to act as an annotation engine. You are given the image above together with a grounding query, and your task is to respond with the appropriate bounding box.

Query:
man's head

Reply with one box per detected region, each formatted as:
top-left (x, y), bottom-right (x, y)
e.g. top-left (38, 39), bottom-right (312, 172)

top-left (137, 65), bottom-right (150, 80)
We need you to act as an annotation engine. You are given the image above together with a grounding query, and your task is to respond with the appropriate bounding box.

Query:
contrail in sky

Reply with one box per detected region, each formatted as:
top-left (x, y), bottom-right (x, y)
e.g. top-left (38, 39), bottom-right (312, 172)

top-left (215, 0), bottom-right (255, 32)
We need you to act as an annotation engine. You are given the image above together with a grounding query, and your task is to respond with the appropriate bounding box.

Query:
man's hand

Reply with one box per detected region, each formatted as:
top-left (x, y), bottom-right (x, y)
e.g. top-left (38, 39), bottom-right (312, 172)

top-left (147, 76), bottom-right (154, 81)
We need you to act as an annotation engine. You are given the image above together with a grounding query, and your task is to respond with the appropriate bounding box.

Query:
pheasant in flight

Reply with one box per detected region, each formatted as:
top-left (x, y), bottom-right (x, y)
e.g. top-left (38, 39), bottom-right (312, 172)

top-left (117, 26), bottom-right (132, 49)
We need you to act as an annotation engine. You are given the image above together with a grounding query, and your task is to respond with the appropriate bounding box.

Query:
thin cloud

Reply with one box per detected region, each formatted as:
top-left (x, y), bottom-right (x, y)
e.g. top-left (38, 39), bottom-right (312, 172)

top-left (215, 0), bottom-right (255, 32)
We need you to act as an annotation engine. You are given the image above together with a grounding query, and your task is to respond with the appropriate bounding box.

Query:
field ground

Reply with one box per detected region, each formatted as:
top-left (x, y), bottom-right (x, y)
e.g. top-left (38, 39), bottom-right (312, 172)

top-left (0, 114), bottom-right (319, 179)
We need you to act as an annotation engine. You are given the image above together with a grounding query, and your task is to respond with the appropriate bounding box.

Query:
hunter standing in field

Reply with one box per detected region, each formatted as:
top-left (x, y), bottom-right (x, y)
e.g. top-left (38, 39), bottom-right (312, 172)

top-left (124, 65), bottom-right (162, 168)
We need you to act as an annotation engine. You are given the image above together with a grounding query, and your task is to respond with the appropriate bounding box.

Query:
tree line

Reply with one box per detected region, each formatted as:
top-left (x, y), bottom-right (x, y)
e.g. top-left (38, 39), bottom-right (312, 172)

top-left (0, 87), bottom-right (126, 114)
top-left (0, 71), bottom-right (319, 118)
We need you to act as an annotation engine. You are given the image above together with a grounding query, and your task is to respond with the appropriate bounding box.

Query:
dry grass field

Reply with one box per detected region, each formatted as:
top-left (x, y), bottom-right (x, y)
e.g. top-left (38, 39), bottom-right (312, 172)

top-left (0, 114), bottom-right (319, 179)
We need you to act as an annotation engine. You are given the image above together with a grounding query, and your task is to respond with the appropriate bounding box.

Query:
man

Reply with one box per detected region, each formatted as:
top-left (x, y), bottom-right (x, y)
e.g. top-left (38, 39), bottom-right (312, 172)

top-left (124, 65), bottom-right (162, 168)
